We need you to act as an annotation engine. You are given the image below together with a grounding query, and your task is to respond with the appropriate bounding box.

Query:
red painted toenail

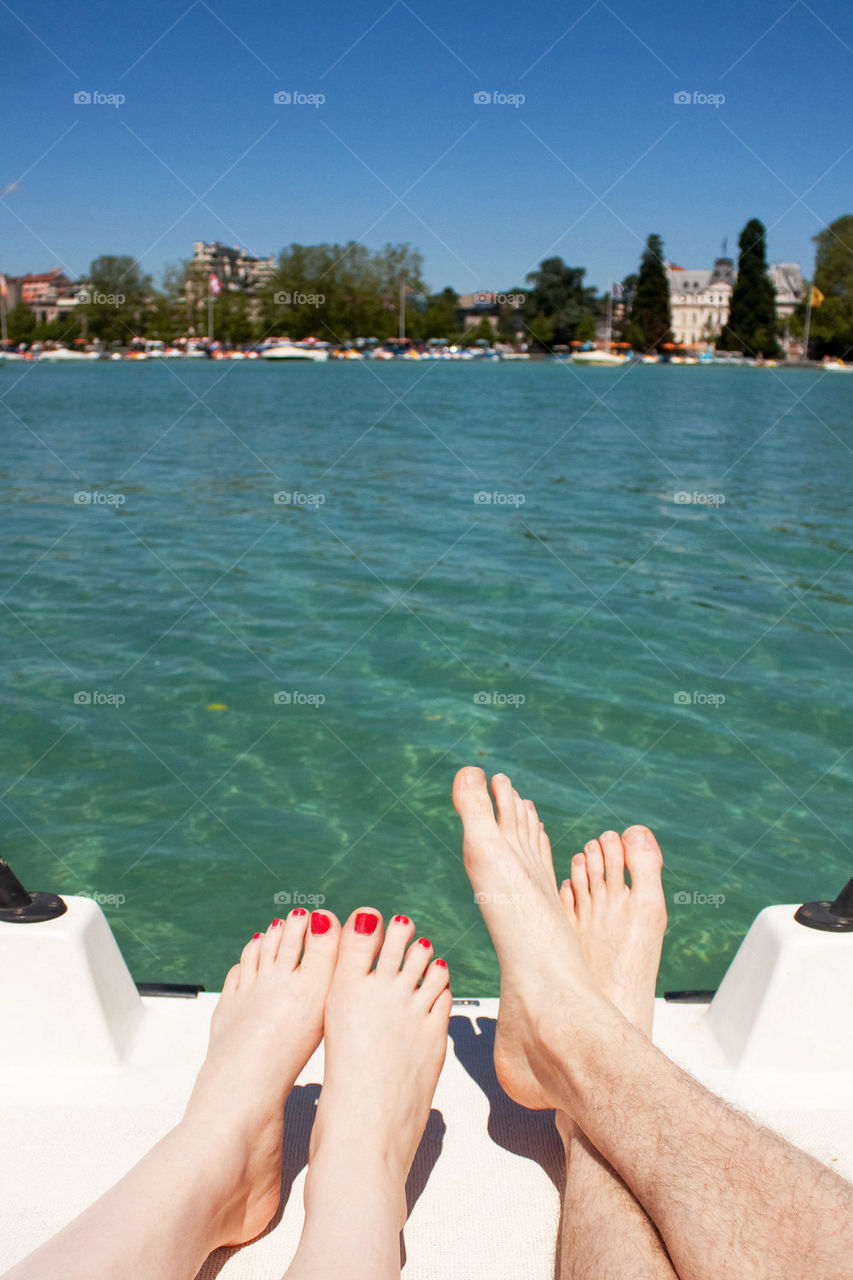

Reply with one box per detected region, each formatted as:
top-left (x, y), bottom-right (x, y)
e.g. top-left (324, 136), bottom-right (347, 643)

top-left (355, 912), bottom-right (378, 934)
top-left (292, 908), bottom-right (307, 917)
top-left (271, 918), bottom-right (283, 927)
top-left (252, 933), bottom-right (262, 940)
top-left (393, 914), bottom-right (410, 925)
top-left (310, 913), bottom-right (331, 934)
top-left (417, 937), bottom-right (431, 948)
top-left (434, 958), bottom-right (447, 968)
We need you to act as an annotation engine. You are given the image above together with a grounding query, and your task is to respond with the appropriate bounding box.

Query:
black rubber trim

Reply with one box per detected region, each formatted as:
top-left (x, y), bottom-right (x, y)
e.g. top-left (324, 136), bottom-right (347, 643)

top-left (663, 989), bottom-right (716, 1003)
top-left (136, 982), bottom-right (205, 999)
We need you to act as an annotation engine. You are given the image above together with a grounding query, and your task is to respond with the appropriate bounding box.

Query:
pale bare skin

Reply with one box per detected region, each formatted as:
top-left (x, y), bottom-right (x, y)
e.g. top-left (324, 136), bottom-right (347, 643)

top-left (454, 765), bottom-right (853, 1280)
top-left (3, 906), bottom-right (450, 1280)
top-left (287, 908), bottom-right (451, 1280)
top-left (3, 907), bottom-right (342, 1280)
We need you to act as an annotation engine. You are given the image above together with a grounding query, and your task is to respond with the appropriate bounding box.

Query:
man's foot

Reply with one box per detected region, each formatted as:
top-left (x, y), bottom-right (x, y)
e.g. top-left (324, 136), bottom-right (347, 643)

top-left (453, 766), bottom-right (607, 1112)
top-left (559, 828), bottom-right (666, 1037)
top-left (307, 909), bottom-right (451, 1226)
top-left (179, 908), bottom-right (341, 1247)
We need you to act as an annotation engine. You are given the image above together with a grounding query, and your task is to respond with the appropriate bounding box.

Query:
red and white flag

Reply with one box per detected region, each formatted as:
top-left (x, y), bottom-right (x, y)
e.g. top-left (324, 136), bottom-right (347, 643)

top-left (209, 274), bottom-right (222, 296)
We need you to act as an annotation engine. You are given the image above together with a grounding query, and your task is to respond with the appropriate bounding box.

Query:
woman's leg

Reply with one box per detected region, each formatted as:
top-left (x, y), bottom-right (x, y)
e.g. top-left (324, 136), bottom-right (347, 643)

top-left (3, 909), bottom-right (341, 1280)
top-left (284, 908), bottom-right (451, 1280)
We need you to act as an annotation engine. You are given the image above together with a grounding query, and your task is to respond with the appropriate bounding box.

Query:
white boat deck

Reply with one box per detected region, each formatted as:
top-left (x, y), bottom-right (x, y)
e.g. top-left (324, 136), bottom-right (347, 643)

top-left (1, 900), bottom-right (852, 1278)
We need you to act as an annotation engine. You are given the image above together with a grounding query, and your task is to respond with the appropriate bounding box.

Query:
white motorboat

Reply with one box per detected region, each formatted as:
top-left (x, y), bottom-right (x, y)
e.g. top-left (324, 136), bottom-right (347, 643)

top-left (38, 347), bottom-right (99, 361)
top-left (1, 858), bottom-right (852, 1279)
top-left (262, 343), bottom-right (329, 362)
top-left (569, 348), bottom-right (628, 366)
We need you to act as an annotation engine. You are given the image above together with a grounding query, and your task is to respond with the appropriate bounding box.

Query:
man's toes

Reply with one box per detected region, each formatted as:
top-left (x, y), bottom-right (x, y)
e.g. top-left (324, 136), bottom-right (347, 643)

top-left (337, 908), bottom-right (385, 974)
top-left (599, 831), bottom-right (627, 893)
top-left (418, 957), bottom-right (450, 1008)
top-left (376, 914), bottom-right (416, 976)
top-left (490, 773), bottom-right (518, 838)
top-left (583, 840), bottom-right (605, 890)
top-left (622, 825), bottom-right (665, 898)
top-left (453, 766), bottom-right (500, 844)
top-left (570, 853), bottom-right (590, 911)
top-left (402, 934), bottom-right (435, 986)
top-left (558, 877), bottom-right (575, 912)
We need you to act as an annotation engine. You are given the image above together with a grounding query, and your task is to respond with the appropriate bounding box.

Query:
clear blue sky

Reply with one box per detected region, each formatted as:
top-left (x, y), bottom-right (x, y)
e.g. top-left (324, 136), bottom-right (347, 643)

top-left (2, 0), bottom-right (851, 294)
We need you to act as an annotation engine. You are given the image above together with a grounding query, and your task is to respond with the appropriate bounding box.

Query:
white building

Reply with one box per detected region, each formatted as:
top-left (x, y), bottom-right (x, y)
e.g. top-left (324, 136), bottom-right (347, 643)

top-left (667, 258), bottom-right (735, 348)
top-left (768, 262), bottom-right (806, 320)
top-left (191, 242), bottom-right (276, 293)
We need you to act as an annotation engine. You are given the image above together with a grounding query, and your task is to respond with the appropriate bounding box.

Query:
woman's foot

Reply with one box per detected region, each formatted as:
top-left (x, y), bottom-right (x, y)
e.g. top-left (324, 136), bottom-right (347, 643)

top-left (560, 827), bottom-right (666, 1037)
top-left (306, 909), bottom-right (451, 1228)
top-left (179, 908), bottom-right (341, 1247)
top-left (453, 766), bottom-right (606, 1111)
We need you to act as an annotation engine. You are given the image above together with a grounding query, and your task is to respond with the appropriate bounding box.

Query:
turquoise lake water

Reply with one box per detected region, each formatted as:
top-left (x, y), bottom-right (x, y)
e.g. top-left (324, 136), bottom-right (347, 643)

top-left (1, 359), bottom-right (850, 994)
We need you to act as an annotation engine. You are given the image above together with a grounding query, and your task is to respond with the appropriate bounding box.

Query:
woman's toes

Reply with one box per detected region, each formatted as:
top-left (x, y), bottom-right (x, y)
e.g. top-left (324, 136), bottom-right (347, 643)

top-left (622, 825), bottom-right (665, 899)
top-left (599, 831), bottom-right (627, 894)
top-left (583, 840), bottom-right (605, 891)
top-left (570, 853), bottom-right (590, 911)
top-left (222, 962), bottom-right (241, 995)
top-left (491, 773), bottom-right (518, 838)
top-left (402, 935), bottom-right (435, 986)
top-left (271, 908), bottom-right (309, 966)
top-left (239, 931), bottom-right (264, 978)
top-left (376, 914), bottom-right (416, 975)
top-left (419, 957), bottom-right (451, 1008)
top-left (301, 910), bottom-right (341, 979)
top-left (337, 908), bottom-right (385, 974)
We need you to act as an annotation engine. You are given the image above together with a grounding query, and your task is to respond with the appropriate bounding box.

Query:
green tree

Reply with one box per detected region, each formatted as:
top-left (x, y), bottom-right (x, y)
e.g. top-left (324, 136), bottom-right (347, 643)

top-left (630, 235), bottom-right (672, 352)
top-left (80, 255), bottom-right (154, 343)
top-left (420, 287), bottom-right (461, 340)
top-left (5, 300), bottom-right (35, 344)
top-left (807, 214), bottom-right (853, 358)
top-left (523, 258), bottom-right (597, 345)
top-left (459, 318), bottom-right (496, 346)
top-left (717, 219), bottom-right (781, 357)
top-left (575, 312), bottom-right (597, 343)
top-left (526, 311), bottom-right (554, 349)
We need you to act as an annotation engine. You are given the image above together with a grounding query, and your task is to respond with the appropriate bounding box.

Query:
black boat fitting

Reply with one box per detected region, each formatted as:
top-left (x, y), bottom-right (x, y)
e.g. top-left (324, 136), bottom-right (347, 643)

top-left (0, 858), bottom-right (67, 924)
top-left (795, 876), bottom-right (853, 933)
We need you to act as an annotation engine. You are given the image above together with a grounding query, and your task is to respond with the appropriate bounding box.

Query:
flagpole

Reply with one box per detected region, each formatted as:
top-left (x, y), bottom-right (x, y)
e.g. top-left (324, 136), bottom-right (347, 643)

top-left (208, 291), bottom-right (214, 343)
top-left (802, 281), bottom-right (813, 362)
top-left (399, 276), bottom-right (406, 341)
top-left (0, 293), bottom-right (6, 345)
